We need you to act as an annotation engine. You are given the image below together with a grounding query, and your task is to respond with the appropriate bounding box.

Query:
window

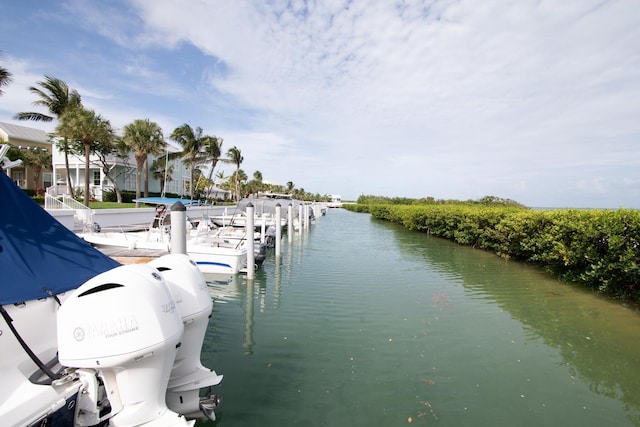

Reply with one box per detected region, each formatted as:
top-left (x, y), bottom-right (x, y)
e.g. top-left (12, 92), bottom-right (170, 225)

top-left (93, 171), bottom-right (101, 186)
top-left (43, 173), bottom-right (53, 188)
top-left (13, 171), bottom-right (24, 188)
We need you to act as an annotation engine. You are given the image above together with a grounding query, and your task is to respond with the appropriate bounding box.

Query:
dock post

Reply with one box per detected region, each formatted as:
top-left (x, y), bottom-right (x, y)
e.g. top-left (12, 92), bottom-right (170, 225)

top-left (246, 203), bottom-right (255, 280)
top-left (287, 203), bottom-right (293, 242)
top-left (298, 204), bottom-right (303, 231)
top-left (275, 203), bottom-right (282, 257)
top-left (261, 213), bottom-right (266, 244)
top-left (170, 201), bottom-right (187, 254)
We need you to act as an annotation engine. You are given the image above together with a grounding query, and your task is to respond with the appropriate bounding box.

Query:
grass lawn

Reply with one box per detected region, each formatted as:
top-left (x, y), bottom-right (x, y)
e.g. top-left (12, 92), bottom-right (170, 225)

top-left (88, 201), bottom-right (138, 209)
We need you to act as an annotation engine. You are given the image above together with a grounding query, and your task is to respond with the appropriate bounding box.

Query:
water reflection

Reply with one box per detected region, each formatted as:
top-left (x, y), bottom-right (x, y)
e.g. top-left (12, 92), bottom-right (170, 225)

top-left (204, 273), bottom-right (243, 303)
top-left (244, 280), bottom-right (255, 355)
top-left (381, 217), bottom-right (640, 423)
top-left (203, 229), bottom-right (306, 360)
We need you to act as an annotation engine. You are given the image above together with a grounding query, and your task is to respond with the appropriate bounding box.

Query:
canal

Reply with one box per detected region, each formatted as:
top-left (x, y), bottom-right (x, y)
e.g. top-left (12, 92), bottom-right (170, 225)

top-left (199, 208), bottom-right (640, 426)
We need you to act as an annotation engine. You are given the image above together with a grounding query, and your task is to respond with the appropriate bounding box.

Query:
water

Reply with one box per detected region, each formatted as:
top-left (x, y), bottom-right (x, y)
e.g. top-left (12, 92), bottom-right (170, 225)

top-left (199, 209), bottom-right (640, 426)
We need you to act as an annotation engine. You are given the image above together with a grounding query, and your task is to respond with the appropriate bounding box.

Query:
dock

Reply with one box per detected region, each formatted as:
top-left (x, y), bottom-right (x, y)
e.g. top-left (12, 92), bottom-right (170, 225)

top-left (96, 246), bottom-right (169, 265)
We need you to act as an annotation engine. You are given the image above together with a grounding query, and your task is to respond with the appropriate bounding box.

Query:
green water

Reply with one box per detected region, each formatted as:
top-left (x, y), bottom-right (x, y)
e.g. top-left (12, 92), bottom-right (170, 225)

top-left (199, 209), bottom-right (640, 426)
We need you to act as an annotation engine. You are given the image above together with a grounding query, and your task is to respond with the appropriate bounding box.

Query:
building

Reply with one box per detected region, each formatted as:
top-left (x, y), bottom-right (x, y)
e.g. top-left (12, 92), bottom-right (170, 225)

top-left (0, 122), bottom-right (53, 192)
top-left (49, 140), bottom-right (194, 201)
top-left (1, 121), bottom-right (231, 201)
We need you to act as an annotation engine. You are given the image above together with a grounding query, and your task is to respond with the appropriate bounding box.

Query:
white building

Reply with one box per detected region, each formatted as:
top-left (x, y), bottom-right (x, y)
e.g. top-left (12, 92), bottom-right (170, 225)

top-left (2, 121), bottom-right (230, 202)
top-left (50, 144), bottom-right (195, 201)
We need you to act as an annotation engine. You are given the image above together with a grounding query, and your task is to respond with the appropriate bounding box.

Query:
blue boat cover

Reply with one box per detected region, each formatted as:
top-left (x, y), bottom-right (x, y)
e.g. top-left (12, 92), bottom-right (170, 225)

top-left (0, 172), bottom-right (120, 305)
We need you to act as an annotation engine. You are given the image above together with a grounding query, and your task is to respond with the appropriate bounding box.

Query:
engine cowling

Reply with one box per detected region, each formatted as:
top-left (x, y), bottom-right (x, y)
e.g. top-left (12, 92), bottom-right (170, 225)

top-left (148, 254), bottom-right (223, 419)
top-left (57, 264), bottom-right (186, 426)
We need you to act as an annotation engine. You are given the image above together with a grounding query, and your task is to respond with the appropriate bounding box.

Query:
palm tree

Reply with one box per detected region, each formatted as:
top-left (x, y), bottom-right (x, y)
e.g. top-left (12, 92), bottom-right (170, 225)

top-left (227, 146), bottom-right (244, 201)
top-left (201, 136), bottom-right (224, 200)
top-left (230, 169), bottom-right (248, 198)
top-left (14, 76), bottom-right (82, 196)
top-left (0, 50), bottom-right (12, 96)
top-left (151, 156), bottom-right (174, 197)
top-left (122, 119), bottom-right (165, 205)
top-left (55, 107), bottom-right (113, 206)
top-left (170, 124), bottom-right (216, 199)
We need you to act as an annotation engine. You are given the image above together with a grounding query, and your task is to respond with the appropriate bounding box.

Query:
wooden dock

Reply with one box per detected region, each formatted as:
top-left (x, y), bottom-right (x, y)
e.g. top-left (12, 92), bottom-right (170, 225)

top-left (96, 246), bottom-right (169, 265)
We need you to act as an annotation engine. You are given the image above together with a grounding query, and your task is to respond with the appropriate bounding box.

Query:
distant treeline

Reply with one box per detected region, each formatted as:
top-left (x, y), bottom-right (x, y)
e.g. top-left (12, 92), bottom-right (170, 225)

top-left (356, 194), bottom-right (527, 208)
top-left (344, 200), bottom-right (640, 303)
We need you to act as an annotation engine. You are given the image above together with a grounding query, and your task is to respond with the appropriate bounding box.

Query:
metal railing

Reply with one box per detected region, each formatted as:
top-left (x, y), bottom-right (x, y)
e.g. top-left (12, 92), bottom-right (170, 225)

top-left (62, 194), bottom-right (90, 210)
top-left (44, 193), bottom-right (89, 211)
top-left (44, 193), bottom-right (66, 210)
top-left (45, 193), bottom-right (92, 229)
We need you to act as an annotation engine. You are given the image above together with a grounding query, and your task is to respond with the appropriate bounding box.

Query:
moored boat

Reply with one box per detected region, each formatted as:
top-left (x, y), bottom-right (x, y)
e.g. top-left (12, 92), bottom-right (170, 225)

top-left (79, 198), bottom-right (250, 274)
top-left (0, 172), bottom-right (223, 426)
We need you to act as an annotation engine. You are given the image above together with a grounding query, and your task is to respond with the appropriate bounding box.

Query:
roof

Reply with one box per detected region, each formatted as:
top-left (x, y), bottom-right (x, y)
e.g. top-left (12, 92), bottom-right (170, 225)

top-left (0, 121), bottom-right (49, 144)
top-left (0, 172), bottom-right (119, 305)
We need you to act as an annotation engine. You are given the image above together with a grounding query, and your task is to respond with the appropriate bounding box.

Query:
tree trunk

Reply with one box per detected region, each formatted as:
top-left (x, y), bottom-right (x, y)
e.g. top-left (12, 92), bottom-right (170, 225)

top-left (190, 156), bottom-right (196, 201)
top-left (235, 167), bottom-right (240, 201)
top-left (144, 157), bottom-right (150, 197)
top-left (135, 158), bottom-right (143, 208)
top-left (103, 171), bottom-right (123, 203)
top-left (206, 160), bottom-right (218, 200)
top-left (63, 141), bottom-right (75, 198)
top-left (83, 142), bottom-right (91, 207)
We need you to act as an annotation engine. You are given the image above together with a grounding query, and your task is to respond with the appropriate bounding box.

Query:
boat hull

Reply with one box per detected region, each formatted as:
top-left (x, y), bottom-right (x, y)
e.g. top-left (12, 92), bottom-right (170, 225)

top-left (186, 243), bottom-right (247, 274)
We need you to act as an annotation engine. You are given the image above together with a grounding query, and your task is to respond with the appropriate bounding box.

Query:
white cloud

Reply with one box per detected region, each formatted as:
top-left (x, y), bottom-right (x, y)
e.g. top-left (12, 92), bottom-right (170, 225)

top-left (0, 57), bottom-right (56, 132)
top-left (1, 0), bottom-right (639, 206)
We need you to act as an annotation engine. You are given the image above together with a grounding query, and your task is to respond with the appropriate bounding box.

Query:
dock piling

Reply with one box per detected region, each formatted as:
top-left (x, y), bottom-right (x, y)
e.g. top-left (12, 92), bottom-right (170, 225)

top-left (246, 203), bottom-right (255, 280)
top-left (170, 201), bottom-right (187, 254)
top-left (287, 204), bottom-right (293, 242)
top-left (275, 203), bottom-right (282, 257)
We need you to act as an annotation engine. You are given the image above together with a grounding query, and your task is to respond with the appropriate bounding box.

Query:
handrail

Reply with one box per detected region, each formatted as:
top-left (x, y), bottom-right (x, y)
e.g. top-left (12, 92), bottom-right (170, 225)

top-left (44, 193), bottom-right (93, 230)
top-left (44, 193), bottom-right (89, 211)
top-left (62, 194), bottom-right (90, 210)
top-left (44, 193), bottom-right (66, 210)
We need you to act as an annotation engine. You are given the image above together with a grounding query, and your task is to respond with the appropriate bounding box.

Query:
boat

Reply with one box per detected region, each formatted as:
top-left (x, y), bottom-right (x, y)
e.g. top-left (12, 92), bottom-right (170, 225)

top-left (79, 199), bottom-right (249, 275)
top-left (208, 209), bottom-right (287, 231)
top-left (209, 193), bottom-right (298, 230)
top-left (0, 171), bottom-right (223, 426)
top-left (207, 224), bottom-right (270, 264)
top-left (327, 194), bottom-right (343, 208)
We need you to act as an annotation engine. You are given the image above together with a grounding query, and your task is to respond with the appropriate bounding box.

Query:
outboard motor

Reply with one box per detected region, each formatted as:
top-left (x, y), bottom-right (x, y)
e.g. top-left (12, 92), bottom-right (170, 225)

top-left (264, 225), bottom-right (277, 248)
top-left (148, 255), bottom-right (223, 421)
top-left (57, 264), bottom-right (192, 426)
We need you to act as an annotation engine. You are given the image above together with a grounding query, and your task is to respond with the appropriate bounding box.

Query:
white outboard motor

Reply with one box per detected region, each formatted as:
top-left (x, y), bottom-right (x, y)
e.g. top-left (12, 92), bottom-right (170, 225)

top-left (57, 264), bottom-right (192, 426)
top-left (148, 254), bottom-right (223, 421)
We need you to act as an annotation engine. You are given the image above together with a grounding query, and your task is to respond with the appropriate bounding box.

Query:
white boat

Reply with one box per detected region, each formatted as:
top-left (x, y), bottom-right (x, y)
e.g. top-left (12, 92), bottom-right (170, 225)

top-left (208, 210), bottom-right (287, 230)
top-left (205, 225), bottom-right (269, 266)
top-left (209, 194), bottom-right (298, 230)
top-left (328, 194), bottom-right (343, 208)
top-left (0, 172), bottom-right (223, 426)
top-left (184, 231), bottom-right (248, 274)
top-left (79, 199), bottom-right (248, 275)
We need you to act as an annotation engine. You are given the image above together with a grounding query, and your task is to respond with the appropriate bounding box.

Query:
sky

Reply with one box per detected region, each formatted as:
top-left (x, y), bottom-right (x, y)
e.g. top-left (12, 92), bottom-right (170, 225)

top-left (1, 0), bottom-right (639, 208)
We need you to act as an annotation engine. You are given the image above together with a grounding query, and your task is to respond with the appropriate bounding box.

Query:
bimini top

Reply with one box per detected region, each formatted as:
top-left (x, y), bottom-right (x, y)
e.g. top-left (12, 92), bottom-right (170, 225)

top-left (0, 172), bottom-right (120, 305)
top-left (133, 197), bottom-right (200, 206)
